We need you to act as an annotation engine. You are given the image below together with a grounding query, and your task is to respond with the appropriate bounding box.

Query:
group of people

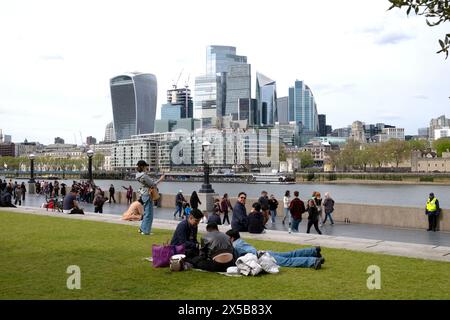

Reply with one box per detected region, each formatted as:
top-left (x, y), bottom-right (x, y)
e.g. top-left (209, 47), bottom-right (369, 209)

top-left (169, 209), bottom-right (325, 272)
top-left (0, 179), bottom-right (27, 206)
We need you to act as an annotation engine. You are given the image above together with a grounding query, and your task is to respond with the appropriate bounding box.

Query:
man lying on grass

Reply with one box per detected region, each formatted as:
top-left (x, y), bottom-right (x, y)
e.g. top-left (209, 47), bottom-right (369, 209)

top-left (225, 229), bottom-right (325, 270)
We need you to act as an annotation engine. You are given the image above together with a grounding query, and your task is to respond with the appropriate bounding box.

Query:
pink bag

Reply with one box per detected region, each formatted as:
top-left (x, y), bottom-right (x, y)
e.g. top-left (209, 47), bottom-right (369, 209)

top-left (152, 243), bottom-right (185, 268)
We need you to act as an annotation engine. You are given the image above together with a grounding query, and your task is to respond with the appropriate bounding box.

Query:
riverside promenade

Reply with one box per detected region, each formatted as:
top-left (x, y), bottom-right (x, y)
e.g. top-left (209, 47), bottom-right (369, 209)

top-left (2, 205), bottom-right (450, 263)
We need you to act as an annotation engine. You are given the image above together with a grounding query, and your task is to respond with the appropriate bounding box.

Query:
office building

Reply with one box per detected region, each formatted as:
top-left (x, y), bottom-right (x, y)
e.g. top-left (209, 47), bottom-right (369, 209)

top-left (318, 114), bottom-right (327, 137)
top-left (238, 98), bottom-right (258, 127)
top-left (161, 104), bottom-right (182, 120)
top-left (110, 72), bottom-right (157, 140)
top-left (225, 64), bottom-right (251, 120)
top-left (104, 122), bottom-right (116, 142)
top-left (166, 85), bottom-right (193, 119)
top-left (277, 96), bottom-right (289, 124)
top-left (256, 72), bottom-right (277, 127)
top-left (429, 115), bottom-right (450, 140)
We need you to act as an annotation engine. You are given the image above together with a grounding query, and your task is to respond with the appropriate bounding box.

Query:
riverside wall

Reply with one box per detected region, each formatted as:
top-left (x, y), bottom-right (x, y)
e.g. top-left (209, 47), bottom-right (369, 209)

top-left (110, 191), bottom-right (448, 231)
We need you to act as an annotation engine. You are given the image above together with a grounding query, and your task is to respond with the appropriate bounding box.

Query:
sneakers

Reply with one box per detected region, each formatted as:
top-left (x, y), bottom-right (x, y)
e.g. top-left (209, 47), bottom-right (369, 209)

top-left (288, 228), bottom-right (292, 234)
top-left (313, 257), bottom-right (325, 270)
top-left (138, 228), bottom-right (153, 235)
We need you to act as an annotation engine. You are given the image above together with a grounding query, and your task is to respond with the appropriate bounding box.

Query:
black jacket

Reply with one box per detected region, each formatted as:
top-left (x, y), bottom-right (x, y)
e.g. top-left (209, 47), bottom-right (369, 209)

top-left (231, 202), bottom-right (248, 232)
top-left (208, 213), bottom-right (222, 225)
top-left (307, 206), bottom-right (320, 221)
top-left (268, 199), bottom-right (278, 211)
top-left (170, 219), bottom-right (198, 250)
top-left (247, 211), bottom-right (265, 234)
top-left (190, 192), bottom-right (201, 209)
top-left (200, 231), bottom-right (234, 259)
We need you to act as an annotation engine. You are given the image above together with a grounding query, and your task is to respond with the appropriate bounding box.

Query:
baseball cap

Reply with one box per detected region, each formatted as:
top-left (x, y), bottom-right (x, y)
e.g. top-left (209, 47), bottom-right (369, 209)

top-left (137, 160), bottom-right (149, 167)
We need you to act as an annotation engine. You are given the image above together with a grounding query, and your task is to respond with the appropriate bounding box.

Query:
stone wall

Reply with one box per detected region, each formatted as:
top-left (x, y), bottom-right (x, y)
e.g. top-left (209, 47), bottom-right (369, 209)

top-left (152, 193), bottom-right (449, 232)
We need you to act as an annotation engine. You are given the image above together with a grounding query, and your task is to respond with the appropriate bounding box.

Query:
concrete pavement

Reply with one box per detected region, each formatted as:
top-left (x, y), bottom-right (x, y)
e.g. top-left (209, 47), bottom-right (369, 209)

top-left (1, 205), bottom-right (449, 262)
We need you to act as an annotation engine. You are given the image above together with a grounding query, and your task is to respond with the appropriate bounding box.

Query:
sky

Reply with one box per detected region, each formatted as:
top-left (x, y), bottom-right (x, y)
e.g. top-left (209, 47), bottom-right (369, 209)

top-left (0, 0), bottom-right (449, 145)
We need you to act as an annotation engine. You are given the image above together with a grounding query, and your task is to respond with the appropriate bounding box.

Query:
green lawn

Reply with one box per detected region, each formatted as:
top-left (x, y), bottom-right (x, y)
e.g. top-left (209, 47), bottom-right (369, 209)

top-left (0, 211), bottom-right (449, 300)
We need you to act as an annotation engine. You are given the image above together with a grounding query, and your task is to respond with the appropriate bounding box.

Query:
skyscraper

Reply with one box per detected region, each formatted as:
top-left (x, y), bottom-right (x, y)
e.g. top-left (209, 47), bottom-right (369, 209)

top-left (225, 64), bottom-right (251, 120)
top-left (256, 72), bottom-right (277, 127)
top-left (277, 96), bottom-right (289, 124)
top-left (318, 114), bottom-right (327, 136)
top-left (110, 72), bottom-right (157, 140)
top-left (166, 85), bottom-right (193, 118)
top-left (104, 122), bottom-right (116, 142)
top-left (194, 45), bottom-right (248, 126)
top-left (289, 80), bottom-right (319, 144)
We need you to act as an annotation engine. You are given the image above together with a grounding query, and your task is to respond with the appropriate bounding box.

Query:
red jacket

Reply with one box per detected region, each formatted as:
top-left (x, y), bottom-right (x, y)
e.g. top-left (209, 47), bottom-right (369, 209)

top-left (289, 198), bottom-right (306, 219)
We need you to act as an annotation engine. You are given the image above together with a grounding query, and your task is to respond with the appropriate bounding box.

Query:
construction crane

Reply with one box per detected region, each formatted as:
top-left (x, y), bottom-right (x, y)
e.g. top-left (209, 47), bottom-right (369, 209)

top-left (172, 68), bottom-right (184, 89)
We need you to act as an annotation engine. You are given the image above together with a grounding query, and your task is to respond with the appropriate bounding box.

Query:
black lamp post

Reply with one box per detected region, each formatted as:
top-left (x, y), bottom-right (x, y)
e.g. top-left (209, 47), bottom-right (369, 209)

top-left (87, 149), bottom-right (94, 183)
top-left (199, 140), bottom-right (214, 193)
top-left (28, 153), bottom-right (35, 183)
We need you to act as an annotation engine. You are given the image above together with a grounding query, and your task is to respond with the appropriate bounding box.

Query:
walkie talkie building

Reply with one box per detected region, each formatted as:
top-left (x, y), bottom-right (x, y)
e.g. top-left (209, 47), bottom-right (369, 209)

top-left (110, 72), bottom-right (157, 140)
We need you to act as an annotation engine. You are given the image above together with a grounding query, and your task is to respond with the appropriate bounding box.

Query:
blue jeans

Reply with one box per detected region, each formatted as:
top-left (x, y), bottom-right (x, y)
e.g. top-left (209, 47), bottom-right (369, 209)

top-left (140, 194), bottom-right (154, 234)
top-left (323, 210), bottom-right (334, 224)
top-left (268, 248), bottom-right (318, 268)
top-left (291, 217), bottom-right (302, 232)
top-left (174, 204), bottom-right (183, 217)
top-left (270, 210), bottom-right (277, 223)
top-left (283, 208), bottom-right (291, 224)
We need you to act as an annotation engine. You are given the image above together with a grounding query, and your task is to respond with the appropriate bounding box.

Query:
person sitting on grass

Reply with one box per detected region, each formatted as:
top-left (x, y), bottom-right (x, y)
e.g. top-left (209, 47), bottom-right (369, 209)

top-left (186, 222), bottom-right (235, 272)
top-left (225, 229), bottom-right (324, 270)
top-left (122, 198), bottom-right (144, 221)
top-left (247, 202), bottom-right (265, 234)
top-left (171, 208), bottom-right (203, 258)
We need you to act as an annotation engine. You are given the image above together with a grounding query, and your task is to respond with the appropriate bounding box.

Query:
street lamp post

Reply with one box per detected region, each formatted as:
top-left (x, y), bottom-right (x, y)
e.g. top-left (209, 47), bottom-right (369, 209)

top-left (28, 154), bottom-right (36, 194)
top-left (87, 149), bottom-right (94, 183)
top-left (199, 140), bottom-right (214, 193)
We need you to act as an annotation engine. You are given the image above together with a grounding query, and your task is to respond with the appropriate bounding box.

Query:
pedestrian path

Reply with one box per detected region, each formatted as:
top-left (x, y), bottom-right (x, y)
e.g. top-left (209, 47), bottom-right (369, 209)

top-left (16, 194), bottom-right (450, 247)
top-left (2, 206), bottom-right (449, 262)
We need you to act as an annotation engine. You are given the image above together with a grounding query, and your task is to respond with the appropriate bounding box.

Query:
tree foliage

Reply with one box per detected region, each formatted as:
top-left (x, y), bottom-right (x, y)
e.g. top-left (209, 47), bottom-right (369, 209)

top-left (432, 137), bottom-right (450, 156)
top-left (388, 0), bottom-right (450, 59)
top-left (298, 151), bottom-right (314, 168)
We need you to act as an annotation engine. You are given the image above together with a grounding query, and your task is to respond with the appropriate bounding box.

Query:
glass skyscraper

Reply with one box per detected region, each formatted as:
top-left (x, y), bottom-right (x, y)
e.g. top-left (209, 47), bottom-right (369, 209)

top-left (225, 64), bottom-right (251, 120)
top-left (289, 80), bottom-right (319, 145)
top-left (256, 72), bottom-right (277, 127)
top-left (195, 45), bottom-right (248, 126)
top-left (110, 73), bottom-right (157, 140)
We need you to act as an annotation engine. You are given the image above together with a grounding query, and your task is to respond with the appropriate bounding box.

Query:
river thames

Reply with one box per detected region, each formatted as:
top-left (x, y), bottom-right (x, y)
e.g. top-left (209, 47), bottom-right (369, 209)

top-left (3, 177), bottom-right (449, 209)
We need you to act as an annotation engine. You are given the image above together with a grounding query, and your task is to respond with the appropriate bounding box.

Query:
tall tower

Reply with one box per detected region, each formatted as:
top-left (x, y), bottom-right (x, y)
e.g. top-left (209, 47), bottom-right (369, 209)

top-left (256, 72), bottom-right (277, 127)
top-left (110, 72), bottom-right (157, 140)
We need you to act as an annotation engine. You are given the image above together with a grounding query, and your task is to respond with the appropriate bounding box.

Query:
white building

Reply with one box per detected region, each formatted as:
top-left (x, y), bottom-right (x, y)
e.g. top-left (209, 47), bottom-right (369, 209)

top-left (434, 127), bottom-right (450, 140)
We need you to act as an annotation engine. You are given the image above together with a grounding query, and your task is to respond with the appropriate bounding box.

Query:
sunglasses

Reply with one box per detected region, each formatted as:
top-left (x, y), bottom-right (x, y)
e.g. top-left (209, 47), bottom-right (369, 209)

top-left (239, 196), bottom-right (247, 199)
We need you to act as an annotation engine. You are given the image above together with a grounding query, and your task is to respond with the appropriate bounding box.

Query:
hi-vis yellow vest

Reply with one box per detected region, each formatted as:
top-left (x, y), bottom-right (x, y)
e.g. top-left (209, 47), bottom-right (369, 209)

top-left (426, 198), bottom-right (438, 212)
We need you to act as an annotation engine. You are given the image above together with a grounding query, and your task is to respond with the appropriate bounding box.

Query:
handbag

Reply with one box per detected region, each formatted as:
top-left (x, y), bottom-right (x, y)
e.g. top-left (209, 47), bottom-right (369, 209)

top-left (149, 186), bottom-right (160, 201)
top-left (152, 243), bottom-right (185, 268)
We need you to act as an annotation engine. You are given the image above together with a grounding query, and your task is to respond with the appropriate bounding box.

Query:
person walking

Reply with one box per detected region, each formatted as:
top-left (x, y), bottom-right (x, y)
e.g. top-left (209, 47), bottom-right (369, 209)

top-left (220, 193), bottom-right (233, 225)
top-left (109, 184), bottom-right (116, 203)
top-left (425, 192), bottom-right (440, 232)
top-left (268, 194), bottom-right (279, 224)
top-left (14, 186), bottom-right (22, 206)
top-left (289, 191), bottom-right (306, 233)
top-left (282, 191), bottom-right (291, 226)
top-left (136, 160), bottom-right (165, 235)
top-left (20, 182), bottom-right (26, 201)
top-left (322, 192), bottom-right (335, 225)
top-left (306, 199), bottom-right (322, 235)
top-left (314, 192), bottom-right (324, 226)
top-left (173, 190), bottom-right (186, 219)
top-left (93, 189), bottom-right (107, 213)
top-left (189, 190), bottom-right (202, 210)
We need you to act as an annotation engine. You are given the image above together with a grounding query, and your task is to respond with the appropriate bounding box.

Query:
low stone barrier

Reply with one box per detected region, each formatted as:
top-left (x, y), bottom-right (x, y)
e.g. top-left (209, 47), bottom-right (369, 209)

top-left (152, 193), bottom-right (448, 232)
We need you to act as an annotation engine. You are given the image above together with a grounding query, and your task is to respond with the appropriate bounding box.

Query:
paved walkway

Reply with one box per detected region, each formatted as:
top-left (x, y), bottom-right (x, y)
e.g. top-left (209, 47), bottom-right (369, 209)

top-left (1, 205), bottom-right (449, 262)
top-left (15, 194), bottom-right (450, 247)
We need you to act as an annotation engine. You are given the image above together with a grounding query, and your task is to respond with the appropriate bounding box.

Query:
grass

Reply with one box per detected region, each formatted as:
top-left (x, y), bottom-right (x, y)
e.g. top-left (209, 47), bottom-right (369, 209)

top-left (0, 211), bottom-right (449, 300)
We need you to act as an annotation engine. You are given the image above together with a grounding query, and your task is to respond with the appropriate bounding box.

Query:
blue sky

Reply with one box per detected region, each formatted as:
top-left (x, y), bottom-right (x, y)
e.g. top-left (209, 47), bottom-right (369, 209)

top-left (0, 0), bottom-right (449, 145)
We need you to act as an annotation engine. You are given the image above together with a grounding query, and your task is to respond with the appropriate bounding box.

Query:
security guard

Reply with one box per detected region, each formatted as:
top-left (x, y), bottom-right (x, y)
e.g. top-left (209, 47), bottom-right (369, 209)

top-left (425, 192), bottom-right (440, 232)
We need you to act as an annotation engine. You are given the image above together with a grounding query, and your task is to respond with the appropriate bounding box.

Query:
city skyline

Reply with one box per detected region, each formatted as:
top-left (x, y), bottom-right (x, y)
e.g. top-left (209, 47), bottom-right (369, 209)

top-left (1, 0), bottom-right (449, 145)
